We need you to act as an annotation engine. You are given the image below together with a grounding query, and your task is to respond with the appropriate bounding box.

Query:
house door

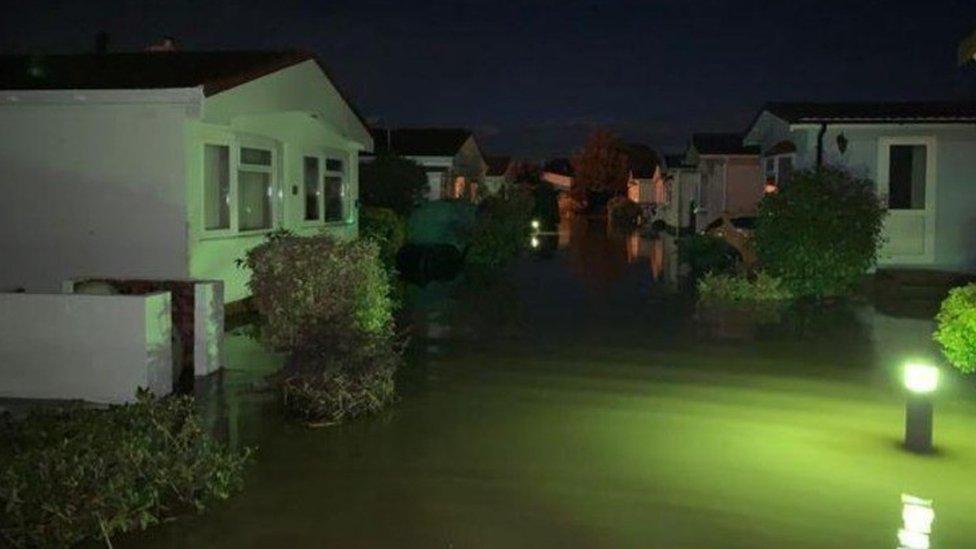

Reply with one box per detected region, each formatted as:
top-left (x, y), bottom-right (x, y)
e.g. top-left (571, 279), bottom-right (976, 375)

top-left (877, 137), bottom-right (936, 264)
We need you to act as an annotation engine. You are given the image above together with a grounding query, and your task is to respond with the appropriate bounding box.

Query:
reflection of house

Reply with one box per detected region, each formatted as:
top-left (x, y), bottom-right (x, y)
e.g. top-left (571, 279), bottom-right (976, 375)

top-left (484, 156), bottom-right (515, 195)
top-left (367, 128), bottom-right (487, 201)
top-left (659, 153), bottom-right (701, 232)
top-left (622, 143), bottom-right (665, 207)
top-left (685, 133), bottom-right (761, 230)
top-left (541, 158), bottom-right (574, 191)
top-left (0, 50), bottom-right (372, 302)
top-left (744, 101), bottom-right (976, 269)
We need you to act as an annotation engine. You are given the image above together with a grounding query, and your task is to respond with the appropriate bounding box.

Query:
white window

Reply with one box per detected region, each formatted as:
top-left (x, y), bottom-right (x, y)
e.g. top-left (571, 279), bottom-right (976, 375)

top-left (302, 153), bottom-right (349, 224)
top-left (764, 154), bottom-right (794, 189)
top-left (202, 139), bottom-right (278, 234)
top-left (203, 145), bottom-right (230, 230)
top-left (887, 144), bottom-right (927, 210)
top-left (324, 156), bottom-right (347, 222)
top-left (303, 156), bottom-right (321, 221)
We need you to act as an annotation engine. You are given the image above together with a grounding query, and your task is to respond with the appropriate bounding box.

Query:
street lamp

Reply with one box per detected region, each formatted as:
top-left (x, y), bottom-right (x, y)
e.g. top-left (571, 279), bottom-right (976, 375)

top-left (903, 362), bottom-right (938, 453)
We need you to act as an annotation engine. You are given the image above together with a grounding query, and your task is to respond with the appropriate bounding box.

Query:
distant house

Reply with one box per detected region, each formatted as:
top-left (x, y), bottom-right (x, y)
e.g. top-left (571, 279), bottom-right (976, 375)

top-left (541, 158), bottom-right (574, 191)
top-left (366, 128), bottom-right (487, 201)
top-left (484, 155), bottom-right (515, 195)
top-left (744, 101), bottom-right (976, 269)
top-left (622, 143), bottom-right (665, 208)
top-left (0, 50), bottom-right (372, 303)
top-left (685, 133), bottom-right (762, 230)
top-left (658, 153), bottom-right (701, 232)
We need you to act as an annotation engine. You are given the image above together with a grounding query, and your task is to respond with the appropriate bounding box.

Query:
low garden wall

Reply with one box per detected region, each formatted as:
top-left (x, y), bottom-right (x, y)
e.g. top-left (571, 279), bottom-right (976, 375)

top-left (0, 291), bottom-right (172, 403)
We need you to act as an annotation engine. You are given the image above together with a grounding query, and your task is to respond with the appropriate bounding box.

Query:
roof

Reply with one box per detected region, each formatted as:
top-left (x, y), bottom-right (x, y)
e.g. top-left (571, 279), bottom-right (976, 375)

top-left (485, 155), bottom-right (512, 176)
top-left (760, 101), bottom-right (976, 124)
top-left (369, 128), bottom-right (472, 157)
top-left (690, 133), bottom-right (759, 156)
top-left (542, 157), bottom-right (574, 176)
top-left (0, 50), bottom-right (369, 129)
top-left (621, 143), bottom-right (660, 178)
top-left (664, 153), bottom-right (690, 169)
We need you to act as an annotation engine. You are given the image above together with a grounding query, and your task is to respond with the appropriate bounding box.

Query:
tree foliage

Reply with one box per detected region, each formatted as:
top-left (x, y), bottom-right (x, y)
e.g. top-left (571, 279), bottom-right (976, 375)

top-left (360, 153), bottom-right (429, 216)
top-left (571, 129), bottom-right (630, 197)
top-left (754, 167), bottom-right (885, 298)
top-left (935, 284), bottom-right (976, 373)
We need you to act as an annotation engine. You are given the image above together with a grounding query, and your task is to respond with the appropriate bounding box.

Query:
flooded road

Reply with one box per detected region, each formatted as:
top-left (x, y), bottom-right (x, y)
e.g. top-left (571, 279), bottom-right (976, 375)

top-left (124, 219), bottom-right (976, 548)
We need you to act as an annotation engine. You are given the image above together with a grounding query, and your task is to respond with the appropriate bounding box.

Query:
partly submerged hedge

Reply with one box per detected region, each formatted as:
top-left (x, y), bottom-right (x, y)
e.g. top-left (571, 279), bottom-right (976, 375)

top-left (466, 191), bottom-right (535, 272)
top-left (935, 283), bottom-right (976, 373)
top-left (359, 206), bottom-right (407, 269)
top-left (244, 234), bottom-right (401, 425)
top-left (0, 392), bottom-right (250, 548)
top-left (697, 271), bottom-right (793, 303)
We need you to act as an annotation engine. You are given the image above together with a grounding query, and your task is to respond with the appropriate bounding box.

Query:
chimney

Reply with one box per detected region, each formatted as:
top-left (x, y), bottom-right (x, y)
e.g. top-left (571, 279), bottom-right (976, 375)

top-left (94, 31), bottom-right (109, 54)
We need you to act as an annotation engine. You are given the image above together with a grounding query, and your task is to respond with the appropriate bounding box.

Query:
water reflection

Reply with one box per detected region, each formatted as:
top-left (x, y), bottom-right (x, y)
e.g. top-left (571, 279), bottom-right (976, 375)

top-left (899, 494), bottom-right (934, 549)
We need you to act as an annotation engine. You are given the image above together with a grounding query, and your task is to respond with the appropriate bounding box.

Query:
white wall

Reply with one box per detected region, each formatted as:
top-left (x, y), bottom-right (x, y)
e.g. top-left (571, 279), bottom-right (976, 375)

top-left (0, 101), bottom-right (190, 292)
top-left (0, 292), bottom-right (173, 404)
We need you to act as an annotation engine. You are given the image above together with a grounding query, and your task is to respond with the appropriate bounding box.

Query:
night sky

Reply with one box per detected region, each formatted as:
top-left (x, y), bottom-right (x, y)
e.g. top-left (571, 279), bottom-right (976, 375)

top-left (3, 0), bottom-right (976, 158)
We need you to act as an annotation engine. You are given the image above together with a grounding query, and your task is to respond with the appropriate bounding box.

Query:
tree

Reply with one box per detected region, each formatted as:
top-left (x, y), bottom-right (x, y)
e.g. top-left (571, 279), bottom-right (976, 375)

top-left (359, 154), bottom-right (429, 217)
top-left (754, 166), bottom-right (885, 298)
top-left (570, 129), bottom-right (630, 198)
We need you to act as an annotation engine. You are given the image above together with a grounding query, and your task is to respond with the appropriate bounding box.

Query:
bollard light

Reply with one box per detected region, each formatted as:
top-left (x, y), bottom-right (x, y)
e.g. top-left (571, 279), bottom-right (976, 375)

top-left (903, 362), bottom-right (938, 453)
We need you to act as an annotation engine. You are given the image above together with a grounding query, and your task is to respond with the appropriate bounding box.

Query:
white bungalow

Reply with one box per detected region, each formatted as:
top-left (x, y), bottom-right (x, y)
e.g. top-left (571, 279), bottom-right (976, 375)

top-left (744, 102), bottom-right (976, 269)
top-left (0, 50), bottom-right (372, 303)
top-left (684, 133), bottom-right (762, 231)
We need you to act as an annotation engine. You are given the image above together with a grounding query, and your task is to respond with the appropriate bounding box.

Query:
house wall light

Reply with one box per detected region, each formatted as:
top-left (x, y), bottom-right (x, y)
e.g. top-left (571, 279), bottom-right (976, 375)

top-left (903, 362), bottom-right (938, 453)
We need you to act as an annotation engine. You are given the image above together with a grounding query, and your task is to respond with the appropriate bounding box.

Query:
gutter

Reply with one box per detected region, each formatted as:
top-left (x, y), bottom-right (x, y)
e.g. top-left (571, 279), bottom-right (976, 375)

top-left (815, 122), bottom-right (827, 171)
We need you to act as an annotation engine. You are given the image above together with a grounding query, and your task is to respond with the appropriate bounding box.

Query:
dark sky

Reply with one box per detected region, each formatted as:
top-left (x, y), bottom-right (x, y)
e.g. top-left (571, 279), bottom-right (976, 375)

top-left (3, 0), bottom-right (976, 158)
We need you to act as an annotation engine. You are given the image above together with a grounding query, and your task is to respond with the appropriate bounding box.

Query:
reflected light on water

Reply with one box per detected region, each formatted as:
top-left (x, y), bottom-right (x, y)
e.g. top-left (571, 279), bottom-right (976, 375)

top-left (898, 494), bottom-right (934, 549)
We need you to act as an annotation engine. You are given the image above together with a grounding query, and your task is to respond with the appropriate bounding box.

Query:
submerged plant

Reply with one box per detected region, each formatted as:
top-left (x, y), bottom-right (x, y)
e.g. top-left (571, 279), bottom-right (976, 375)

top-left (0, 391), bottom-right (250, 548)
top-left (697, 271), bottom-right (793, 303)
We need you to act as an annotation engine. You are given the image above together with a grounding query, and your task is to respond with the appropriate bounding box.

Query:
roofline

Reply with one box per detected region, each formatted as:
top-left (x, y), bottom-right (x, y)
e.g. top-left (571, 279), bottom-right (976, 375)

top-left (790, 120), bottom-right (976, 128)
top-left (0, 87), bottom-right (204, 105)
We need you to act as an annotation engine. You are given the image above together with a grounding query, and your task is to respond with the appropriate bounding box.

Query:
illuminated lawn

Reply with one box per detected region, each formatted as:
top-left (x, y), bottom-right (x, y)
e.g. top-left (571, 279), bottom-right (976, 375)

top-left (123, 234), bottom-right (976, 548)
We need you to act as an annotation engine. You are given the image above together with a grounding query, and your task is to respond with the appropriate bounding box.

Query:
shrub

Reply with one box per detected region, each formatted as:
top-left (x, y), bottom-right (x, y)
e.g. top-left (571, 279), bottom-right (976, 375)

top-left (360, 154), bottom-right (430, 216)
top-left (678, 234), bottom-right (739, 277)
top-left (466, 191), bottom-right (535, 271)
top-left (755, 167), bottom-right (885, 298)
top-left (359, 206), bottom-right (406, 268)
top-left (697, 271), bottom-right (793, 302)
top-left (0, 391), bottom-right (249, 548)
top-left (243, 234), bottom-right (400, 424)
top-left (934, 283), bottom-right (976, 373)
top-left (607, 196), bottom-right (644, 229)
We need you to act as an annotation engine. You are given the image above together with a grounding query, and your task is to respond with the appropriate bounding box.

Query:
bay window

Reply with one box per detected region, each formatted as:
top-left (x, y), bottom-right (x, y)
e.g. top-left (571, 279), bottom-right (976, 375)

top-left (203, 145), bottom-right (230, 230)
top-left (202, 139), bottom-right (278, 234)
top-left (304, 152), bottom-right (349, 224)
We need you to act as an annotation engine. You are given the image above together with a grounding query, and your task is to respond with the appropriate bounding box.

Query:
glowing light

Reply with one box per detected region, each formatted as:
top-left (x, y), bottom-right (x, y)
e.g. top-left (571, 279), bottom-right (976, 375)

top-left (530, 236), bottom-right (540, 249)
top-left (531, 219), bottom-right (541, 230)
top-left (904, 362), bottom-right (938, 394)
top-left (898, 494), bottom-right (934, 549)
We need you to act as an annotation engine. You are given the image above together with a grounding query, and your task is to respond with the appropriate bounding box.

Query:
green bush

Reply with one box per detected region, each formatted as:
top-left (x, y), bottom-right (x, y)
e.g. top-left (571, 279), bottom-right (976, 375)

top-left (697, 271), bottom-right (793, 303)
top-left (360, 153), bottom-right (430, 216)
top-left (359, 206), bottom-right (406, 268)
top-left (607, 196), bottom-right (643, 229)
top-left (678, 234), bottom-right (739, 277)
top-left (244, 234), bottom-right (400, 424)
top-left (755, 167), bottom-right (885, 298)
top-left (466, 191), bottom-right (535, 271)
top-left (0, 391), bottom-right (249, 548)
top-left (934, 284), bottom-right (976, 373)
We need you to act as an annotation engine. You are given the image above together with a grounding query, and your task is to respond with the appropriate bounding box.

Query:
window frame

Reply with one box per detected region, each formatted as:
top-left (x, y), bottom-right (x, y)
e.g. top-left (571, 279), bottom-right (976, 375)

top-left (764, 152), bottom-right (795, 189)
top-left (201, 134), bottom-right (280, 238)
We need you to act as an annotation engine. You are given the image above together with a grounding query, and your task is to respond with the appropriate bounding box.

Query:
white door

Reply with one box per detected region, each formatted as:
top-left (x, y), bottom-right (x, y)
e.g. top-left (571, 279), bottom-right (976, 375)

top-left (877, 136), bottom-right (936, 264)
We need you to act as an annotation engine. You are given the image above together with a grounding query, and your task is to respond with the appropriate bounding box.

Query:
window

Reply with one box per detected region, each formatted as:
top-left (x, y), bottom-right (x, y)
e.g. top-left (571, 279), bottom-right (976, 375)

top-left (304, 156), bottom-right (321, 221)
top-left (764, 154), bottom-right (794, 191)
top-left (238, 146), bottom-right (274, 231)
top-left (324, 156), bottom-right (347, 222)
top-left (203, 145), bottom-right (230, 230)
top-left (889, 144), bottom-right (927, 210)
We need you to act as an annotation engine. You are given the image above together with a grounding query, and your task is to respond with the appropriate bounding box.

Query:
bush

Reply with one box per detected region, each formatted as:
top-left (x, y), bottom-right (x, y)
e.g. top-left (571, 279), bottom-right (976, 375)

top-left (678, 234), bottom-right (739, 277)
top-left (934, 284), bottom-right (976, 373)
top-left (360, 154), bottom-right (430, 216)
top-left (243, 234), bottom-right (400, 424)
top-left (697, 271), bottom-right (793, 302)
top-left (359, 206), bottom-right (406, 268)
top-left (0, 391), bottom-right (249, 547)
top-left (755, 167), bottom-right (885, 298)
top-left (607, 196), bottom-right (644, 229)
top-left (466, 191), bottom-right (535, 271)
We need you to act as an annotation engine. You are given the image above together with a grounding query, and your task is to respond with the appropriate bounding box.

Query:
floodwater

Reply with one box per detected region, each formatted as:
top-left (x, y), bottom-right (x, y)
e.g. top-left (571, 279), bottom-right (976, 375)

top-left (123, 219), bottom-right (976, 548)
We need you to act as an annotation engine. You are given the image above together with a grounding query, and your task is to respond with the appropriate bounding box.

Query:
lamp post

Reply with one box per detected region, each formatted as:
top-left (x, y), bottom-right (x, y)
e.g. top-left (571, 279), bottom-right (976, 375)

top-left (903, 362), bottom-right (938, 454)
